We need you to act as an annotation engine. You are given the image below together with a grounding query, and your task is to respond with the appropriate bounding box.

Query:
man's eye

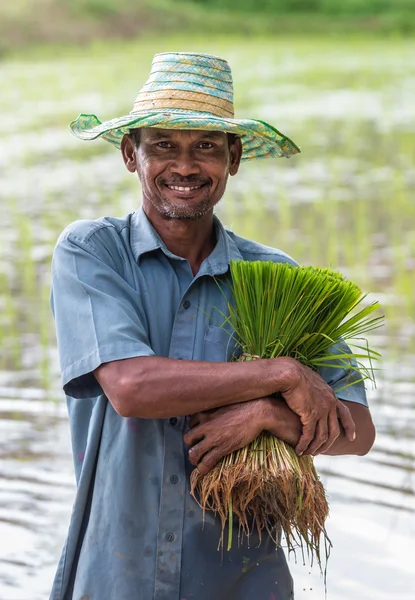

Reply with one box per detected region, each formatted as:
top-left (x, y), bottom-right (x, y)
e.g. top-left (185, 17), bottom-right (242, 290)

top-left (198, 142), bottom-right (214, 149)
top-left (157, 141), bottom-right (173, 148)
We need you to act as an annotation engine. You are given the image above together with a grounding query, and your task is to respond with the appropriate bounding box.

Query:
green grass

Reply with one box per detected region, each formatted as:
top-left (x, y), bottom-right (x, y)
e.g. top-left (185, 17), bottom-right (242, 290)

top-left (188, 0), bottom-right (414, 13)
top-left (1, 0), bottom-right (414, 56)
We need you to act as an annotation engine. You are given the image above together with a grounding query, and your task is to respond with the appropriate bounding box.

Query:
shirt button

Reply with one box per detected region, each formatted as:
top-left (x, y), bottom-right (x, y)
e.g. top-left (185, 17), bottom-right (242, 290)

top-left (183, 300), bottom-right (191, 309)
top-left (170, 475), bottom-right (179, 484)
top-left (165, 532), bottom-right (176, 542)
top-left (169, 417), bottom-right (178, 426)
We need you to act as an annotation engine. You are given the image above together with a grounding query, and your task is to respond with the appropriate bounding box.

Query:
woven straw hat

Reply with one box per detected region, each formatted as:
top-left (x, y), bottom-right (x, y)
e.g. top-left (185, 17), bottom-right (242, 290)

top-left (70, 52), bottom-right (300, 161)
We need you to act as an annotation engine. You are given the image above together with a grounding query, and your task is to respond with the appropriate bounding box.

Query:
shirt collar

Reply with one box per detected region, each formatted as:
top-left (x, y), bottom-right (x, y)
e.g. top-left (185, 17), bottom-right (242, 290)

top-left (130, 206), bottom-right (243, 275)
top-left (130, 206), bottom-right (165, 260)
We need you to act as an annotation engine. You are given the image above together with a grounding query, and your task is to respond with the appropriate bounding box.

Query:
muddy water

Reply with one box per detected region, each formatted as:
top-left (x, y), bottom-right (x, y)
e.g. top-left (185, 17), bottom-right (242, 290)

top-left (0, 37), bottom-right (414, 599)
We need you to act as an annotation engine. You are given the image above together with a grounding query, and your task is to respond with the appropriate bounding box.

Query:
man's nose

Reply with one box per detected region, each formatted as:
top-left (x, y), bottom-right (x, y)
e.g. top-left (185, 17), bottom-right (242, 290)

top-left (169, 150), bottom-right (200, 177)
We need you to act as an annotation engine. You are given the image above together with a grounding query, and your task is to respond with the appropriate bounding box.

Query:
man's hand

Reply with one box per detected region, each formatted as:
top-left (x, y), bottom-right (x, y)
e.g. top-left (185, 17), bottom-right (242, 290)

top-left (183, 400), bottom-right (269, 475)
top-left (276, 357), bottom-right (356, 455)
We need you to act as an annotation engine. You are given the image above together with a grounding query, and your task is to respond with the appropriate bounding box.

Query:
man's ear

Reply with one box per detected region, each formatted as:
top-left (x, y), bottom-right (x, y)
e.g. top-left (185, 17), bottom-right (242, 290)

top-left (121, 135), bottom-right (137, 173)
top-left (229, 136), bottom-right (243, 176)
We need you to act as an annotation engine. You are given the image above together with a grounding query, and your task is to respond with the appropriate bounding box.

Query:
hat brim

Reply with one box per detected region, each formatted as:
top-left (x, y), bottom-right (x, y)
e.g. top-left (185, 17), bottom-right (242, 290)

top-left (69, 110), bottom-right (300, 161)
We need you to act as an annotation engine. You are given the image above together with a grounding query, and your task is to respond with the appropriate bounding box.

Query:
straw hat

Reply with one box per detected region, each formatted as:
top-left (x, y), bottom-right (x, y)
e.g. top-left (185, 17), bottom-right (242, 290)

top-left (70, 52), bottom-right (300, 161)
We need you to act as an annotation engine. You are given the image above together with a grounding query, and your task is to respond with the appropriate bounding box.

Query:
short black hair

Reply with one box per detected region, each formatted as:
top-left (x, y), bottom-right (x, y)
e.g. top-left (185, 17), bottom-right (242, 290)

top-left (128, 129), bottom-right (238, 149)
top-left (227, 133), bottom-right (237, 147)
top-left (129, 128), bottom-right (141, 147)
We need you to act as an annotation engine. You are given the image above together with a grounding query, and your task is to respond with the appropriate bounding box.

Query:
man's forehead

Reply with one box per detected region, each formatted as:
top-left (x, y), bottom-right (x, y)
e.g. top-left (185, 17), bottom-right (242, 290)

top-left (141, 128), bottom-right (227, 140)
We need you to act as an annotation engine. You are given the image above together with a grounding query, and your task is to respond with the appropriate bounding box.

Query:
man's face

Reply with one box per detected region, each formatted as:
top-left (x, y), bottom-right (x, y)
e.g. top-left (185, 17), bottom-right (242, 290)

top-left (122, 128), bottom-right (242, 220)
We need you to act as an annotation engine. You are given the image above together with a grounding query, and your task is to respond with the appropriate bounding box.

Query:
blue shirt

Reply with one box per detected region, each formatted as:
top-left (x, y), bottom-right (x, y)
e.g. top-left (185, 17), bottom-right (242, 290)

top-left (50, 207), bottom-right (367, 600)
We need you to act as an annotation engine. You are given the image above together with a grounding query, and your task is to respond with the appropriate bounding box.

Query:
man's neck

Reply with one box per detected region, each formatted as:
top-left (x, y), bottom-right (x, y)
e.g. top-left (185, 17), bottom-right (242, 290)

top-left (143, 207), bottom-right (216, 276)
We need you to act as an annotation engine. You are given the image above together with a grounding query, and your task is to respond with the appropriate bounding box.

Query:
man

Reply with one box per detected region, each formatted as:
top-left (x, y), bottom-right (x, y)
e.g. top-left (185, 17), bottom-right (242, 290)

top-left (50, 52), bottom-right (375, 600)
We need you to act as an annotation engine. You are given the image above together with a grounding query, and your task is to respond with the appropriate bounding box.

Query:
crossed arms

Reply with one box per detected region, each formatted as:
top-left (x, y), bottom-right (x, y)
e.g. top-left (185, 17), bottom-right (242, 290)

top-left (94, 355), bottom-right (376, 475)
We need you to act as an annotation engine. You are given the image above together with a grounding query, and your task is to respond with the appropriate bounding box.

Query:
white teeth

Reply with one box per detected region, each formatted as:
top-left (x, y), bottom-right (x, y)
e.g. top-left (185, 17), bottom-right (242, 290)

top-left (168, 185), bottom-right (201, 191)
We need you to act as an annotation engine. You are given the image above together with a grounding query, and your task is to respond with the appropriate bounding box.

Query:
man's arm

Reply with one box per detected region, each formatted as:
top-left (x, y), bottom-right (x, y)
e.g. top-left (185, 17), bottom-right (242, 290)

top-left (183, 396), bottom-right (375, 475)
top-left (94, 355), bottom-right (274, 418)
top-left (94, 354), bottom-right (356, 455)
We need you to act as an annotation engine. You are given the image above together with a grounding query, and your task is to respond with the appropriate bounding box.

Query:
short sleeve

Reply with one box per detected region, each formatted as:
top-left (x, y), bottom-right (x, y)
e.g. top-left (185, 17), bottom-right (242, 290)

top-left (317, 341), bottom-right (368, 407)
top-left (51, 228), bottom-right (155, 399)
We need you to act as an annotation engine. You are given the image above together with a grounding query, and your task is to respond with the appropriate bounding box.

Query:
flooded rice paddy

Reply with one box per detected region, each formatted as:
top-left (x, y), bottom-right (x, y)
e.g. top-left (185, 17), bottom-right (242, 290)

top-left (0, 36), bottom-right (414, 599)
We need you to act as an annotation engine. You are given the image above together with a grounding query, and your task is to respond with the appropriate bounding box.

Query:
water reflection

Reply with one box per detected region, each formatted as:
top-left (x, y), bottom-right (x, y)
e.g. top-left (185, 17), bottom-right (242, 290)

top-left (0, 396), bottom-right (73, 600)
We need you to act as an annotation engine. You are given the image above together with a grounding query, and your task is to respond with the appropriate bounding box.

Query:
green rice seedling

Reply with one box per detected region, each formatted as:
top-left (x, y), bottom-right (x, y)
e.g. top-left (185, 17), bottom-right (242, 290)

top-left (190, 260), bottom-right (383, 569)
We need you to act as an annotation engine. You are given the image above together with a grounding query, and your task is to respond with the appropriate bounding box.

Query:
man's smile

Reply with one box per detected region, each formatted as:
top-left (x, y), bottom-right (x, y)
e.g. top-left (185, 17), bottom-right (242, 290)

top-left (163, 181), bottom-right (209, 198)
top-left (167, 185), bottom-right (203, 191)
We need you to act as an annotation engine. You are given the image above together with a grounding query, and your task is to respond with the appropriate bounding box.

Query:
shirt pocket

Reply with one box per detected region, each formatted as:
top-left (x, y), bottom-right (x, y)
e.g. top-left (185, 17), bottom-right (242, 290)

top-left (203, 325), bottom-right (238, 362)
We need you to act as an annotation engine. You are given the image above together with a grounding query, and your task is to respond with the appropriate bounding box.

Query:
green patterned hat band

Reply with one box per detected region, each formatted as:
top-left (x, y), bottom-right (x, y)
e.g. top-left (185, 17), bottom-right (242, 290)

top-left (69, 51), bottom-right (301, 161)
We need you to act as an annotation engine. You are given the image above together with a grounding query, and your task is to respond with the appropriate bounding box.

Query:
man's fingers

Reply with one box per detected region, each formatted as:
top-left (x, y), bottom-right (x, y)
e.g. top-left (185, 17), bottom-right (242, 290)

top-left (311, 409), bottom-right (341, 455)
top-left (187, 438), bottom-right (210, 466)
top-left (188, 414), bottom-right (201, 429)
top-left (304, 420), bottom-right (329, 456)
top-left (295, 421), bottom-right (316, 455)
top-left (183, 425), bottom-right (204, 447)
top-left (337, 401), bottom-right (356, 442)
top-left (189, 410), bottom-right (214, 429)
top-left (197, 448), bottom-right (221, 475)
top-left (319, 409), bottom-right (341, 454)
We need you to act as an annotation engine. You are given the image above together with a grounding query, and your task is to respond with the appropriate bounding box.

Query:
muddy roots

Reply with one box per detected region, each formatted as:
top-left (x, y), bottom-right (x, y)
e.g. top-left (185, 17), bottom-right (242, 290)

top-left (190, 432), bottom-right (330, 570)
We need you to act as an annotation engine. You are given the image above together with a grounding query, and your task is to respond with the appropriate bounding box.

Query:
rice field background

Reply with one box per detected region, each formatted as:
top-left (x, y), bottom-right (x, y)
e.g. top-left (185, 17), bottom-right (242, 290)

top-left (0, 35), bottom-right (414, 599)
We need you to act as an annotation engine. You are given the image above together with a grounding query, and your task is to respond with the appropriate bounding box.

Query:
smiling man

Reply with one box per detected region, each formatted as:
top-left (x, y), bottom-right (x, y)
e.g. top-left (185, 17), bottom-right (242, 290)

top-left (50, 53), bottom-right (375, 600)
top-left (126, 128), bottom-right (239, 224)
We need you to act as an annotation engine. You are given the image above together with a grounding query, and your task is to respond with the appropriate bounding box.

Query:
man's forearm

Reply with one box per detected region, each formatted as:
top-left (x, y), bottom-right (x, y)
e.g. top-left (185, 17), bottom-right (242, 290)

top-left (94, 355), bottom-right (292, 419)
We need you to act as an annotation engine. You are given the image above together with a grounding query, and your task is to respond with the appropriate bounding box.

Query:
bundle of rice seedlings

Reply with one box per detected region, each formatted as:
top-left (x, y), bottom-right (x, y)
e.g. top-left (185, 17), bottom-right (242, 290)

top-left (190, 260), bottom-right (383, 568)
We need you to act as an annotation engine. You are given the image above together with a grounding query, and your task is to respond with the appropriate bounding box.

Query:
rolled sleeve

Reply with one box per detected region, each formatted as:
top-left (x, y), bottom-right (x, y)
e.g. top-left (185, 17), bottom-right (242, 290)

top-left (317, 341), bottom-right (368, 407)
top-left (51, 228), bottom-right (154, 399)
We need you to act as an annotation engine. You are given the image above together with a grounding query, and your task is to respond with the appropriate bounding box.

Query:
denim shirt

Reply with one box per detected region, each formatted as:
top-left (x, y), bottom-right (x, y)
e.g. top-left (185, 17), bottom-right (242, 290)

top-left (50, 207), bottom-right (367, 600)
